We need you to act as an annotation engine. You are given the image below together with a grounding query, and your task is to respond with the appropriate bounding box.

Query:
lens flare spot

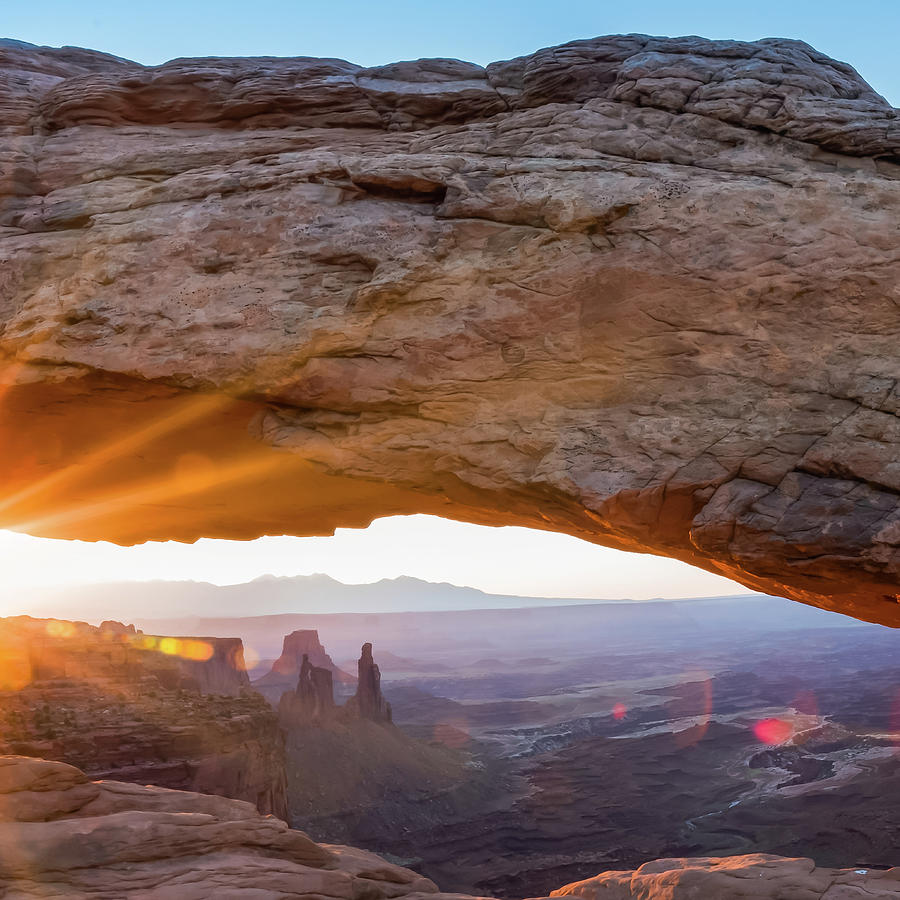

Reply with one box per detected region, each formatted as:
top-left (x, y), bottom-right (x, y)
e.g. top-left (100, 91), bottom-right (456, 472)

top-left (754, 718), bottom-right (793, 745)
top-left (159, 637), bottom-right (179, 656)
top-left (181, 640), bottom-right (214, 661)
top-left (240, 644), bottom-right (259, 672)
top-left (612, 702), bottom-right (627, 720)
top-left (46, 620), bottom-right (75, 638)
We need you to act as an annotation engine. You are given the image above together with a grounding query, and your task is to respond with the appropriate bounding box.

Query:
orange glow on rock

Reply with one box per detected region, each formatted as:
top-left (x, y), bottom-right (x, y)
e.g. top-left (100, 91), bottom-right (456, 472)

top-left (45, 620), bottom-right (75, 639)
top-left (180, 639), bottom-right (214, 661)
top-left (612, 702), bottom-right (627, 720)
top-left (754, 718), bottom-right (793, 745)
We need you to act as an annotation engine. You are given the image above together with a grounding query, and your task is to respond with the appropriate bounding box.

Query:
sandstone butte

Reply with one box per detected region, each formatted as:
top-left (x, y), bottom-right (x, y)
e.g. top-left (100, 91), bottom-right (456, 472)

top-left (0, 35), bottom-right (898, 624)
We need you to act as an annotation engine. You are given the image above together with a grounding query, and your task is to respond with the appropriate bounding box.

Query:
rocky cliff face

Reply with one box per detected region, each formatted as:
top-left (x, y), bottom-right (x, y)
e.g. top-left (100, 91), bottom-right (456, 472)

top-left (0, 616), bottom-right (288, 817)
top-left (0, 36), bottom-right (897, 624)
top-left (278, 641), bottom-right (392, 727)
top-left (347, 642), bottom-right (393, 723)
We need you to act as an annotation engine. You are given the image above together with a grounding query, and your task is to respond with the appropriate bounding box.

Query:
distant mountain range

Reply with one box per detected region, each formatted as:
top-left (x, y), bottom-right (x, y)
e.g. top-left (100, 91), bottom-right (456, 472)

top-left (19, 573), bottom-right (650, 621)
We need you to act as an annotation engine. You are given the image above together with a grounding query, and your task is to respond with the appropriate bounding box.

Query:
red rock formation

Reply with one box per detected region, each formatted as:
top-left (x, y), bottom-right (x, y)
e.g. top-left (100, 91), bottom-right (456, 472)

top-left (279, 654), bottom-right (336, 727)
top-left (277, 640), bottom-right (392, 727)
top-left (255, 628), bottom-right (354, 705)
top-left (0, 616), bottom-right (288, 818)
top-left (0, 37), bottom-right (897, 624)
top-left (347, 643), bottom-right (392, 723)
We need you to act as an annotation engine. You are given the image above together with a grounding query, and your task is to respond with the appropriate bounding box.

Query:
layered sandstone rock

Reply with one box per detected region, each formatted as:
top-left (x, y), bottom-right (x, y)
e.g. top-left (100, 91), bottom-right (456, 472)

top-left (347, 642), bottom-right (393, 723)
top-left (0, 36), bottom-right (898, 624)
top-left (279, 653), bottom-right (337, 726)
top-left (0, 754), bottom-right (447, 898)
top-left (0, 616), bottom-right (289, 817)
top-left (549, 854), bottom-right (900, 899)
top-left (256, 629), bottom-right (354, 705)
top-left (279, 641), bottom-right (391, 727)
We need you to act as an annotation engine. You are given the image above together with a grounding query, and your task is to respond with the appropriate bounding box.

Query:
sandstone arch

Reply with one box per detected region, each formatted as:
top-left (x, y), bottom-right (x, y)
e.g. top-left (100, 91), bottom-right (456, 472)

top-left (0, 35), bottom-right (898, 624)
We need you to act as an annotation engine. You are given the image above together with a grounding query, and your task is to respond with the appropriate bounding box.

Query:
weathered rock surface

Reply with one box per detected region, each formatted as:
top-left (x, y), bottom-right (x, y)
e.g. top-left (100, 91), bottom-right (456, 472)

top-left (279, 653), bottom-right (337, 725)
top-left (347, 642), bottom-right (393, 723)
top-left (0, 35), bottom-right (898, 624)
top-left (0, 754), bottom-right (451, 898)
top-left (256, 629), bottom-right (354, 705)
top-left (278, 641), bottom-right (392, 726)
top-left (0, 615), bottom-right (289, 818)
top-left (549, 854), bottom-right (900, 898)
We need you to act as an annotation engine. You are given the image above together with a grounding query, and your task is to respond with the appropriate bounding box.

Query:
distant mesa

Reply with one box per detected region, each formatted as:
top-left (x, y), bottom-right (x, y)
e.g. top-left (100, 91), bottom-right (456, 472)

top-left (254, 629), bottom-right (354, 705)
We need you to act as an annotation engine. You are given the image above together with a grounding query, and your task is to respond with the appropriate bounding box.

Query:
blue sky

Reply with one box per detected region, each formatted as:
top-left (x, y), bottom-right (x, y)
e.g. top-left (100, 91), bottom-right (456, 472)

top-left (5, 0), bottom-right (899, 104)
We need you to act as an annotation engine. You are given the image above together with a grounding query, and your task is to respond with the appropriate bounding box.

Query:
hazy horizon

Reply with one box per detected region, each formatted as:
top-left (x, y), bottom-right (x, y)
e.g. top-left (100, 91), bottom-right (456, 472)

top-left (9, 563), bottom-right (765, 623)
top-left (1, 514), bottom-right (749, 616)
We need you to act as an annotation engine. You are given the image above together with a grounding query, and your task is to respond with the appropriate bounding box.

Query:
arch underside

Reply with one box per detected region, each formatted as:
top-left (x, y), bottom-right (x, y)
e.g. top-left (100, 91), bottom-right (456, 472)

top-left (0, 36), bottom-right (897, 625)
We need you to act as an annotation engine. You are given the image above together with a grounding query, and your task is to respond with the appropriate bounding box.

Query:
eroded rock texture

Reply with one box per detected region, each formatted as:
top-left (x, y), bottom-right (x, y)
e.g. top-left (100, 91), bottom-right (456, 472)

top-left (347, 642), bottom-right (393, 723)
top-left (256, 629), bottom-right (355, 706)
top-left (550, 854), bottom-right (900, 899)
top-left (0, 36), bottom-right (898, 623)
top-left (278, 641), bottom-right (392, 727)
top-left (279, 654), bottom-right (337, 726)
top-left (0, 754), bottom-right (448, 898)
top-left (0, 616), bottom-right (289, 818)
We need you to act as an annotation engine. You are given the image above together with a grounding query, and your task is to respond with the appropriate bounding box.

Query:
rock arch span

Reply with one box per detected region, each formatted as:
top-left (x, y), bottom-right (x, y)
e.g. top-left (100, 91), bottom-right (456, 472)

top-left (0, 35), bottom-right (897, 624)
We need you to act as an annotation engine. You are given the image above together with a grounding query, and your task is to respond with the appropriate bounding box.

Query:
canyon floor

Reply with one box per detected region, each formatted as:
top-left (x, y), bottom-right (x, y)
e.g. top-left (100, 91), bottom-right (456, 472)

top-left (143, 595), bottom-right (900, 898)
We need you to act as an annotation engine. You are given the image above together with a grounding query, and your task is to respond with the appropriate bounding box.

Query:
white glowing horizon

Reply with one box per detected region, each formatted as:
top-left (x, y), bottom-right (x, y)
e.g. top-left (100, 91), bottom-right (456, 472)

top-left (0, 514), bottom-right (749, 615)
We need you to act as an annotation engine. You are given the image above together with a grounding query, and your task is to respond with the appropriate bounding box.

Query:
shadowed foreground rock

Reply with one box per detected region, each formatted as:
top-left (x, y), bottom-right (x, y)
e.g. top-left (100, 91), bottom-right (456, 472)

top-left (0, 35), bottom-right (898, 625)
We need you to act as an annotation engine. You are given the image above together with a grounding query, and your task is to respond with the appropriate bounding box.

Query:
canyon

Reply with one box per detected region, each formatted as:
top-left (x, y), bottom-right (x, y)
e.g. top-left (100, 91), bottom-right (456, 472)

top-left (152, 594), bottom-right (900, 898)
top-left (5, 753), bottom-right (897, 898)
top-left (3, 598), bottom-right (900, 897)
top-left (0, 34), bottom-right (898, 625)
